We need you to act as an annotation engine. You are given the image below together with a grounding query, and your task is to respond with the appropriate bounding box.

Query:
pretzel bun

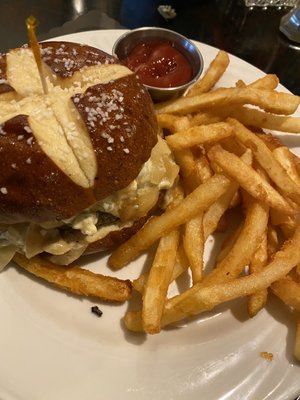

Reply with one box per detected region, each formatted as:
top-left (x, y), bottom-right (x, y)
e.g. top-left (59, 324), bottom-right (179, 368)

top-left (0, 41), bottom-right (178, 266)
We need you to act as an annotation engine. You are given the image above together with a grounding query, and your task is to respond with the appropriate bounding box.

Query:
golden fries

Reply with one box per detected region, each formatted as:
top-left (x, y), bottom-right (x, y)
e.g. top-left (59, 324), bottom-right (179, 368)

top-left (273, 146), bottom-right (300, 186)
top-left (125, 225), bottom-right (300, 331)
top-left (117, 49), bottom-right (300, 361)
top-left (203, 182), bottom-right (239, 239)
top-left (271, 278), bottom-right (300, 311)
top-left (295, 315), bottom-right (300, 361)
top-left (204, 197), bottom-right (269, 284)
top-left (115, 46), bottom-right (300, 363)
top-left (166, 122), bottom-right (233, 151)
top-left (166, 224), bottom-right (300, 322)
top-left (171, 151), bottom-right (207, 283)
top-left (203, 150), bottom-right (251, 239)
top-left (246, 74), bottom-right (279, 90)
top-left (156, 113), bottom-right (190, 133)
top-left (155, 87), bottom-right (300, 115)
top-left (230, 106), bottom-right (300, 133)
top-left (228, 118), bottom-right (300, 205)
top-left (132, 244), bottom-right (189, 294)
top-left (236, 74), bottom-right (279, 90)
top-left (13, 253), bottom-right (131, 302)
top-left (186, 50), bottom-right (230, 96)
top-left (207, 144), bottom-right (295, 215)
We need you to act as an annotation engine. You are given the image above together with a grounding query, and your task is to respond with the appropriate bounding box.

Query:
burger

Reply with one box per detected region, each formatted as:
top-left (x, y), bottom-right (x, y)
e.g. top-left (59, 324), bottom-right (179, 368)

top-left (0, 41), bottom-right (179, 268)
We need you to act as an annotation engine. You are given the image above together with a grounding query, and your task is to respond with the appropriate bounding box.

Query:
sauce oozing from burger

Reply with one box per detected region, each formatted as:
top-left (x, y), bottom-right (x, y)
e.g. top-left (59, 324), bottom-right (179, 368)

top-left (124, 40), bottom-right (193, 88)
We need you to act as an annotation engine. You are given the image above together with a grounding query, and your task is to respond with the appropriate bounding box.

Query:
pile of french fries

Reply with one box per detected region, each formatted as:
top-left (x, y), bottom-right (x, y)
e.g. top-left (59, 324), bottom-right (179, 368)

top-left (108, 50), bottom-right (300, 361)
top-left (12, 49), bottom-right (300, 362)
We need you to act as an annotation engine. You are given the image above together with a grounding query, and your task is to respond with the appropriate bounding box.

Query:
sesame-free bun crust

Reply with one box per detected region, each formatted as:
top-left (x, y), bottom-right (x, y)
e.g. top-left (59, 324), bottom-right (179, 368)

top-left (0, 41), bottom-right (158, 224)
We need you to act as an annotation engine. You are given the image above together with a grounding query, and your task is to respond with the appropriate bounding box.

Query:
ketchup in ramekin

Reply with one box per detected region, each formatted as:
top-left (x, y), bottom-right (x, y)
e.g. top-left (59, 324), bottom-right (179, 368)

top-left (113, 27), bottom-right (204, 102)
top-left (124, 40), bottom-right (193, 88)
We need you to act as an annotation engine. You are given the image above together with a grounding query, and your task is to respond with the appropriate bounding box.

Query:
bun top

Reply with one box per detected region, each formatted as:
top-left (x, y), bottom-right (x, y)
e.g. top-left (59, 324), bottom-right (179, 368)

top-left (0, 41), bottom-right (158, 224)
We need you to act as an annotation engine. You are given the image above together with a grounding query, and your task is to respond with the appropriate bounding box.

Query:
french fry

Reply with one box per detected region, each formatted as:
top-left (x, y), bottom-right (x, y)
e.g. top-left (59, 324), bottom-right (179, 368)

top-left (235, 74), bottom-right (279, 90)
top-left (203, 181), bottom-right (239, 239)
top-left (132, 273), bottom-right (147, 294)
top-left (193, 153), bottom-right (213, 183)
top-left (186, 50), bottom-right (230, 96)
top-left (230, 107), bottom-right (300, 134)
top-left (142, 228), bottom-right (180, 334)
top-left (174, 151), bottom-right (211, 193)
top-left (220, 135), bottom-right (246, 156)
top-left (248, 231), bottom-right (268, 317)
top-left (216, 224), bottom-right (243, 263)
top-left (13, 253), bottom-right (131, 302)
top-left (267, 224), bottom-right (279, 258)
top-left (189, 104), bottom-right (300, 135)
top-left (235, 80), bottom-right (246, 88)
top-left (295, 315), bottom-right (300, 361)
top-left (178, 150), bottom-right (211, 283)
top-left (258, 132), bottom-right (283, 151)
top-left (248, 74), bottom-right (279, 90)
top-left (183, 214), bottom-right (204, 282)
top-left (173, 148), bottom-right (197, 189)
top-left (166, 122), bottom-right (233, 151)
top-left (132, 243), bottom-right (190, 294)
top-left (229, 118), bottom-right (300, 205)
top-left (229, 190), bottom-right (241, 209)
top-left (155, 87), bottom-right (300, 116)
top-left (109, 173), bottom-right (232, 269)
top-left (203, 149), bottom-right (251, 239)
top-left (175, 150), bottom-right (206, 283)
top-left (271, 278), bottom-right (300, 311)
top-left (156, 113), bottom-right (190, 133)
top-left (207, 144), bottom-right (295, 215)
top-left (142, 185), bottom-right (183, 333)
top-left (124, 310), bottom-right (145, 332)
top-left (273, 146), bottom-right (300, 186)
top-left (280, 220), bottom-right (298, 239)
top-left (204, 197), bottom-right (269, 285)
top-left (270, 209), bottom-right (297, 239)
top-left (189, 110), bottom-right (224, 126)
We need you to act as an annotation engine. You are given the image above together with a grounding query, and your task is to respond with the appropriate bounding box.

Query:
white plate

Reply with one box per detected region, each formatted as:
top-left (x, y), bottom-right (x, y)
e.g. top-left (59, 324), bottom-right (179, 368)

top-left (0, 30), bottom-right (299, 400)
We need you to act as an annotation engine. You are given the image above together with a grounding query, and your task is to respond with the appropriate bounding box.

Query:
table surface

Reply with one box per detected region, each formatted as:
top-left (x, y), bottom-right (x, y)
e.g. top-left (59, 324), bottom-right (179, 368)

top-left (0, 0), bottom-right (299, 94)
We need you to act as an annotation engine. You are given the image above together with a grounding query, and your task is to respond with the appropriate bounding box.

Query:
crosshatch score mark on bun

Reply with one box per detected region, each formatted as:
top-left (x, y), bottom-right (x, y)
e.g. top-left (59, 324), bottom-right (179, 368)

top-left (0, 41), bottom-right (179, 267)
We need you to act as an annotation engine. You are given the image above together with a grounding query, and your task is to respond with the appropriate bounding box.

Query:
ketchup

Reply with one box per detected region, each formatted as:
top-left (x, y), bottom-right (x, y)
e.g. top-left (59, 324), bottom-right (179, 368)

top-left (124, 41), bottom-right (193, 88)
